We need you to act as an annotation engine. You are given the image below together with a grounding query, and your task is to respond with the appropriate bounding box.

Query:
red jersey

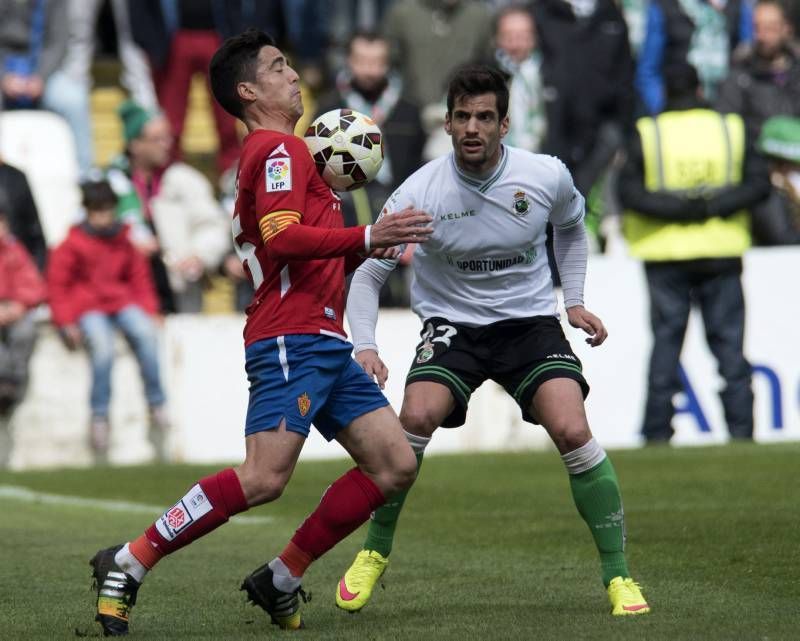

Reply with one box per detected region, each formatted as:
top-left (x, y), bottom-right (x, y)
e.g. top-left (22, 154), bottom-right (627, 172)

top-left (233, 129), bottom-right (367, 346)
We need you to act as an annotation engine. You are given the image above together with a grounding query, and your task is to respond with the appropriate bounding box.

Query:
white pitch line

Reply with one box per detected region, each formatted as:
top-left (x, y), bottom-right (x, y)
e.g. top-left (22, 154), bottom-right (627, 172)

top-left (0, 485), bottom-right (273, 525)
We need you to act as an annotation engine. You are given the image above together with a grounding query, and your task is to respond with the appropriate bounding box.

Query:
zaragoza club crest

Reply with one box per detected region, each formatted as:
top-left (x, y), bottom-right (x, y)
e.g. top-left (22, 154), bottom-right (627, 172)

top-left (297, 393), bottom-right (311, 417)
top-left (512, 190), bottom-right (530, 216)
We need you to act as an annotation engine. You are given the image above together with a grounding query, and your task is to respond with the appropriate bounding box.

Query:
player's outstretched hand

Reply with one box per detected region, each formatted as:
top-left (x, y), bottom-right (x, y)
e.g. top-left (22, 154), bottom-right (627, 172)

top-left (567, 305), bottom-right (608, 347)
top-left (370, 206), bottom-right (433, 248)
top-left (356, 349), bottom-right (389, 389)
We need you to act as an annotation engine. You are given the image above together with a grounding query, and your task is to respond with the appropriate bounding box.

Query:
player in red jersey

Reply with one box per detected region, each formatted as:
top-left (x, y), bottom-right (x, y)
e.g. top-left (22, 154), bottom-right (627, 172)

top-left (88, 29), bottom-right (433, 636)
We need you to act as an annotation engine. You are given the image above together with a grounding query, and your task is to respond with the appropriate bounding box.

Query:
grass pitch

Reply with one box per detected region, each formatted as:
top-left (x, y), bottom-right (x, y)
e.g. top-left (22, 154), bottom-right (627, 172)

top-left (1, 443), bottom-right (798, 640)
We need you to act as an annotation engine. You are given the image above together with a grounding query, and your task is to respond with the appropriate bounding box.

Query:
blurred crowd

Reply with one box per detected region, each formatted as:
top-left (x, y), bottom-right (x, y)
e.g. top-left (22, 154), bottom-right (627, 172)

top-left (1, 0), bottom-right (800, 458)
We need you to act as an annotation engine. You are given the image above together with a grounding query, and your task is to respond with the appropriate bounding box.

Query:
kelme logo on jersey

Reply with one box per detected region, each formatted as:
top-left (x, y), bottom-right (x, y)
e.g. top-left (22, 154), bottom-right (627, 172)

top-left (512, 191), bottom-right (530, 216)
top-left (297, 393), bottom-right (311, 417)
top-left (266, 157), bottom-right (292, 192)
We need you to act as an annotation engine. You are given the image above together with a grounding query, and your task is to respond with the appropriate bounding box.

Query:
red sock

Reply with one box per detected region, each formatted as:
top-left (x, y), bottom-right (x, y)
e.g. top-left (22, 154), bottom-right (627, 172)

top-left (280, 468), bottom-right (385, 576)
top-left (130, 468), bottom-right (248, 568)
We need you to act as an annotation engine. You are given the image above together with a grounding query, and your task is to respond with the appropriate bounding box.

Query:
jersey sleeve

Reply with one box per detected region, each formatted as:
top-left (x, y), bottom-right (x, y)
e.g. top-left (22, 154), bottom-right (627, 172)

top-left (548, 159), bottom-right (585, 230)
top-left (252, 135), bottom-right (311, 241)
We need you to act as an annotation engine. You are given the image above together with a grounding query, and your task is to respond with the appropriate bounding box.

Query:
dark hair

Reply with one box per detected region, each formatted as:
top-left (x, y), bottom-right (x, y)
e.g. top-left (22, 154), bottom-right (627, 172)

top-left (446, 64), bottom-right (510, 120)
top-left (209, 29), bottom-right (276, 119)
top-left (347, 29), bottom-right (388, 56)
top-left (663, 62), bottom-right (700, 101)
top-left (81, 180), bottom-right (118, 211)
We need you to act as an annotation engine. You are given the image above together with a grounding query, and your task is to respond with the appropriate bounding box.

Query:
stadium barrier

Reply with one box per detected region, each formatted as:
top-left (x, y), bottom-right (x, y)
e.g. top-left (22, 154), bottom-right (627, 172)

top-left (7, 248), bottom-right (799, 469)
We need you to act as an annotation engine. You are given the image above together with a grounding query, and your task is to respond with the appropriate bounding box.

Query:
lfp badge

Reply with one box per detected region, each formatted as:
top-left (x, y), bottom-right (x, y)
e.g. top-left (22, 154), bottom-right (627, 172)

top-left (266, 157), bottom-right (292, 192)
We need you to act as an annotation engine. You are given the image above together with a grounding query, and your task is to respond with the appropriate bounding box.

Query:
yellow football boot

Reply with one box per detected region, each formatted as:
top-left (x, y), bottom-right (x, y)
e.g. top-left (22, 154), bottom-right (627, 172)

top-left (607, 576), bottom-right (651, 616)
top-left (335, 550), bottom-right (389, 612)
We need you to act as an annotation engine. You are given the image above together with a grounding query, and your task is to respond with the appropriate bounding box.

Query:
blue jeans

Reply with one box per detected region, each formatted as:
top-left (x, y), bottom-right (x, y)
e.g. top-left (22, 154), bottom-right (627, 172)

top-left (642, 259), bottom-right (754, 441)
top-left (42, 70), bottom-right (94, 177)
top-left (78, 305), bottom-right (165, 419)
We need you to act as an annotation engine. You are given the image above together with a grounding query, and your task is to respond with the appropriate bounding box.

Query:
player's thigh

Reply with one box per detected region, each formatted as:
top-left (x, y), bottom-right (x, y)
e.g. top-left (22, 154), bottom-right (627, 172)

top-left (336, 404), bottom-right (417, 496)
top-left (530, 378), bottom-right (592, 454)
top-left (239, 335), bottom-right (351, 504)
top-left (400, 380), bottom-right (456, 437)
top-left (244, 335), bottom-right (345, 440)
top-left (405, 317), bottom-right (487, 428)
top-left (489, 317), bottom-right (593, 452)
top-left (236, 422), bottom-right (306, 506)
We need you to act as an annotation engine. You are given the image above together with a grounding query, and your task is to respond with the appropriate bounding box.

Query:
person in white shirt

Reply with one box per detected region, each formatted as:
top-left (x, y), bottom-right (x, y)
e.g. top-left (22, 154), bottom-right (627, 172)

top-left (337, 64), bottom-right (651, 618)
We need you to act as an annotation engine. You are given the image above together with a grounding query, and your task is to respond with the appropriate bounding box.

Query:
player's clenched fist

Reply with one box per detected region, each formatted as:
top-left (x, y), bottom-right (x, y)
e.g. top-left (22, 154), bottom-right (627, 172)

top-left (370, 206), bottom-right (433, 248)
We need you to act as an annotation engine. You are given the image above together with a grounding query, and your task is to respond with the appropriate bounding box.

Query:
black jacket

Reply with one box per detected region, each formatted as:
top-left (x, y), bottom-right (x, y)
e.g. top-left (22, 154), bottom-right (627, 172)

top-left (532, 0), bottom-right (635, 169)
top-left (0, 162), bottom-right (47, 270)
top-left (716, 43), bottom-right (800, 139)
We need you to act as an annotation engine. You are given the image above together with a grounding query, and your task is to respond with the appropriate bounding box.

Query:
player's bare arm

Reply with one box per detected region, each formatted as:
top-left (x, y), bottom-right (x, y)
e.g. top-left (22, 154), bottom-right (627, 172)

top-left (566, 305), bottom-right (608, 347)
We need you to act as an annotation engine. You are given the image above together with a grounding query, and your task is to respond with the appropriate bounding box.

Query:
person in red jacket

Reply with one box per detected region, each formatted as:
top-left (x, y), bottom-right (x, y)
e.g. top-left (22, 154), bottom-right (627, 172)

top-left (0, 200), bottom-right (47, 467)
top-left (47, 180), bottom-right (167, 462)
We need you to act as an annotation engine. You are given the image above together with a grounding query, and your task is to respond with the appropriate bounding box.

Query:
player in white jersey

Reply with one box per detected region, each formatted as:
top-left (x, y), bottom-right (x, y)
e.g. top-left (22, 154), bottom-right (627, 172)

top-left (335, 65), bottom-right (650, 618)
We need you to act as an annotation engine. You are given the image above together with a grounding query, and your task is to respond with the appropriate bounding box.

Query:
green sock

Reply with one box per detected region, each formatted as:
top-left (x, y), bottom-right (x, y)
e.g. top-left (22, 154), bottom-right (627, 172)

top-left (568, 456), bottom-right (630, 586)
top-left (363, 452), bottom-right (423, 557)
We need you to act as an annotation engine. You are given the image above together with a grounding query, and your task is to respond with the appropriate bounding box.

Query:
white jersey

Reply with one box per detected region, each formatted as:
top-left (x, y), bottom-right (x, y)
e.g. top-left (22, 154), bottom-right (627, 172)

top-left (375, 145), bottom-right (585, 326)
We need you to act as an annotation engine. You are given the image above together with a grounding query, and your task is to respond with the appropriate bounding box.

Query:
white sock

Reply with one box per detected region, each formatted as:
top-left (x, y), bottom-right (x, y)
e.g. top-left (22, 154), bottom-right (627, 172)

top-left (269, 557), bottom-right (302, 593)
top-left (114, 542), bottom-right (149, 583)
top-left (560, 437), bottom-right (606, 475)
top-left (404, 430), bottom-right (431, 456)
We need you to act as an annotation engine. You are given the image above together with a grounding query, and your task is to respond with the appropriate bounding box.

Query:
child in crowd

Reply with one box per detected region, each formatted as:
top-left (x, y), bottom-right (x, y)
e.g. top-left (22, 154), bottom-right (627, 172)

top-left (47, 180), bottom-right (169, 462)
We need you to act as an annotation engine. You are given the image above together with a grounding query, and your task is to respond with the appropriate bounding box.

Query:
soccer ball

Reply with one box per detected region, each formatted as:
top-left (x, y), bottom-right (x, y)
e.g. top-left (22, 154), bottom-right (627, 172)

top-left (304, 108), bottom-right (384, 191)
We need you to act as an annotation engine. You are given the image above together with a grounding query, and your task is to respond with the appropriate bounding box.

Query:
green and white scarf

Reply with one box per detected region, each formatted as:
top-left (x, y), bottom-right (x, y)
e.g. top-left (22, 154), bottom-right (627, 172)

top-left (494, 49), bottom-right (546, 153)
top-left (678, 0), bottom-right (730, 101)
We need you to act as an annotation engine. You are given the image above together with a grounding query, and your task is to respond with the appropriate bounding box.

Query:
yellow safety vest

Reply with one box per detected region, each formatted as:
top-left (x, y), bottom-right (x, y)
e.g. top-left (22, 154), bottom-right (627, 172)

top-left (623, 109), bottom-right (751, 261)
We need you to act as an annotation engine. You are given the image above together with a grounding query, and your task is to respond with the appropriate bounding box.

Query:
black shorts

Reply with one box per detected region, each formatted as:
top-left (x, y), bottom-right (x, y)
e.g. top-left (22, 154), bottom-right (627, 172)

top-left (406, 316), bottom-right (589, 427)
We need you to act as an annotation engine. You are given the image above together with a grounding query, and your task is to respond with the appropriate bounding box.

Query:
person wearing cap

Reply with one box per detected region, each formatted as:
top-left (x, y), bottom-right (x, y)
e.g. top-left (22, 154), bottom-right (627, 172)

top-left (618, 62), bottom-right (771, 444)
top-left (751, 114), bottom-right (800, 243)
top-left (105, 100), bottom-right (229, 313)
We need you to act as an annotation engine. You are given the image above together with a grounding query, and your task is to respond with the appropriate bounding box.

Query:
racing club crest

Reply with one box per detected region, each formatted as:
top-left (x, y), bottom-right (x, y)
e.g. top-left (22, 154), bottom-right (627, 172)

top-left (512, 190), bottom-right (530, 216)
top-left (416, 341), bottom-right (435, 364)
top-left (297, 393), bottom-right (311, 417)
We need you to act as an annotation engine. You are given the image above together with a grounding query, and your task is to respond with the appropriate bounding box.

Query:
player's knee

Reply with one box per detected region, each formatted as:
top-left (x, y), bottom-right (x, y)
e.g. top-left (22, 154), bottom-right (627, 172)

top-left (375, 449), bottom-right (418, 496)
top-left (399, 405), bottom-right (439, 437)
top-left (393, 448), bottom-right (419, 491)
top-left (237, 469), bottom-right (289, 506)
top-left (544, 414), bottom-right (591, 454)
